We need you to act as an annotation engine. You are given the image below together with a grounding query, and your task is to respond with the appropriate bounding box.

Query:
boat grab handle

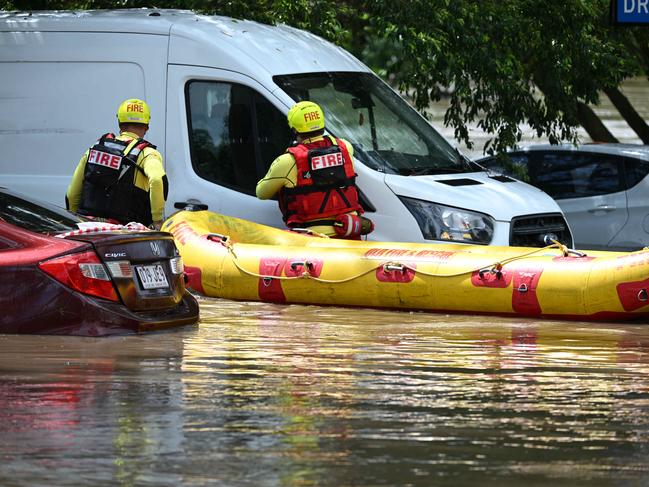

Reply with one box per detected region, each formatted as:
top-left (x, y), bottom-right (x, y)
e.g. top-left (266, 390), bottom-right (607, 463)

top-left (383, 263), bottom-right (406, 273)
top-left (290, 260), bottom-right (314, 271)
top-left (479, 268), bottom-right (503, 280)
top-left (565, 248), bottom-right (587, 258)
top-left (206, 233), bottom-right (230, 244)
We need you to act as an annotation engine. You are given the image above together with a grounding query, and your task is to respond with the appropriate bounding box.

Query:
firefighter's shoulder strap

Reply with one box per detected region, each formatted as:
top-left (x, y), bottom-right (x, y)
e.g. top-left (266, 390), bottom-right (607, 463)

top-left (120, 137), bottom-right (155, 177)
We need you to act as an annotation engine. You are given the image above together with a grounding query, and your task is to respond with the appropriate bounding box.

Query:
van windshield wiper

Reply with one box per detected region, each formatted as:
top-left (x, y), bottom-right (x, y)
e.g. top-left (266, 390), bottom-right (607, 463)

top-left (454, 147), bottom-right (495, 174)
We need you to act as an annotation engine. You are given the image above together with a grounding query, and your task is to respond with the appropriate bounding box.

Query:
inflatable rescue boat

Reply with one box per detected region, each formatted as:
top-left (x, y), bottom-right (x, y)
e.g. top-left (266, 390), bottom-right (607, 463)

top-left (163, 210), bottom-right (649, 322)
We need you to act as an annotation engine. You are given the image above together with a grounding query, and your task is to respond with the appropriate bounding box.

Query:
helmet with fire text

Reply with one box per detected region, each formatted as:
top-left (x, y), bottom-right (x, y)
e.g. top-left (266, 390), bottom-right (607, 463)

top-left (287, 101), bottom-right (325, 133)
top-left (116, 98), bottom-right (151, 125)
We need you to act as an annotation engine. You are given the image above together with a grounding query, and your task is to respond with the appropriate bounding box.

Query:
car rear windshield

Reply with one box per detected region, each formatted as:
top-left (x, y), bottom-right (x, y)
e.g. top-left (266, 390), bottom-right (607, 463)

top-left (0, 191), bottom-right (82, 234)
top-left (273, 72), bottom-right (476, 176)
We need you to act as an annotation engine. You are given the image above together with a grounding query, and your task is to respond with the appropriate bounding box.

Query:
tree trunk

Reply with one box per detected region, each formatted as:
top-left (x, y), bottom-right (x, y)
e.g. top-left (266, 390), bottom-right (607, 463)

top-left (576, 102), bottom-right (618, 143)
top-left (534, 73), bottom-right (618, 144)
top-left (604, 86), bottom-right (649, 144)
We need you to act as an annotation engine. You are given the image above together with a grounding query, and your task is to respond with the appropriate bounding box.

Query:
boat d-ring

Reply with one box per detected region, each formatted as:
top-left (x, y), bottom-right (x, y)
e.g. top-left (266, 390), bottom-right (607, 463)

top-left (638, 289), bottom-right (648, 302)
top-left (262, 277), bottom-right (273, 287)
top-left (518, 283), bottom-right (528, 293)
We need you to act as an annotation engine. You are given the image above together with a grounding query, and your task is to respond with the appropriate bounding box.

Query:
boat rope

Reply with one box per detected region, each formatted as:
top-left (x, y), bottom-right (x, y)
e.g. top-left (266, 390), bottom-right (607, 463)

top-left (217, 238), bottom-right (588, 284)
top-left (409, 240), bottom-right (586, 279)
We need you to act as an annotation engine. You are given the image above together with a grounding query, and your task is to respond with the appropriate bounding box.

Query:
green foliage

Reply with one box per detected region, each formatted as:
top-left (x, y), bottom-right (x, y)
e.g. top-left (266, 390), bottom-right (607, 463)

top-left (1, 0), bottom-right (642, 154)
top-left (367, 0), bottom-right (639, 154)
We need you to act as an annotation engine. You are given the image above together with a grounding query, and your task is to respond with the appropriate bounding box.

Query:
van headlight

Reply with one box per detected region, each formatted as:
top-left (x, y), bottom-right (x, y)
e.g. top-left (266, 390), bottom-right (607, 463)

top-left (399, 196), bottom-right (494, 244)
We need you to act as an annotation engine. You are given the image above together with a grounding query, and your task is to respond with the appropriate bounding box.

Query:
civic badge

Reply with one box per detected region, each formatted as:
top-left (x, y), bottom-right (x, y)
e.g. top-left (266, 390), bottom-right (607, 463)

top-left (150, 241), bottom-right (161, 256)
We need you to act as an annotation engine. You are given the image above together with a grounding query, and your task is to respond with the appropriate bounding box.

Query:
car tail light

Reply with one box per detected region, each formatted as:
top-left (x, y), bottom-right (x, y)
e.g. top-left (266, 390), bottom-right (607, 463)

top-left (170, 256), bottom-right (184, 275)
top-left (105, 261), bottom-right (133, 278)
top-left (39, 250), bottom-right (119, 302)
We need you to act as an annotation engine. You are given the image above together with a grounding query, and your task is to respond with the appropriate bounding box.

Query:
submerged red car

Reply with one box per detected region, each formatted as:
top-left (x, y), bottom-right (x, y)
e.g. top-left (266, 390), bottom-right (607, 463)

top-left (0, 188), bottom-right (199, 336)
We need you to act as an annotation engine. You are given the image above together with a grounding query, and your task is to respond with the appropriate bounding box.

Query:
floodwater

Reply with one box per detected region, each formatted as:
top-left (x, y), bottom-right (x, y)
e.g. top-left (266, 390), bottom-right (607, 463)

top-left (3, 78), bottom-right (649, 486)
top-left (1, 297), bottom-right (649, 486)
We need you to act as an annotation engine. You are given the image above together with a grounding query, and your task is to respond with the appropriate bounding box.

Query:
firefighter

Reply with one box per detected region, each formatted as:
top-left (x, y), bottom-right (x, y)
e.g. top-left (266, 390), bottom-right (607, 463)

top-left (66, 98), bottom-right (168, 229)
top-left (256, 100), bottom-right (372, 239)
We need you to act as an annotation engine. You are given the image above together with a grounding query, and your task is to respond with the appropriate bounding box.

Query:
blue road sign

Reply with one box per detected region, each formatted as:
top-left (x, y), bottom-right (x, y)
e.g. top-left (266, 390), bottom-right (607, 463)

top-left (613, 0), bottom-right (649, 24)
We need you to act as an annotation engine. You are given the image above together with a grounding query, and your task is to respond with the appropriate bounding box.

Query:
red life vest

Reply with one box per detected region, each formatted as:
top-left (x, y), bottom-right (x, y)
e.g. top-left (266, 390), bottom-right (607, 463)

top-left (279, 136), bottom-right (363, 226)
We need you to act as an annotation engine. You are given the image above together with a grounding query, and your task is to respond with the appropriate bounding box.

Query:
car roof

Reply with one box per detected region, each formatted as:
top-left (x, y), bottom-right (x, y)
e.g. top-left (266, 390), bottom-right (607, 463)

top-left (510, 143), bottom-right (649, 162)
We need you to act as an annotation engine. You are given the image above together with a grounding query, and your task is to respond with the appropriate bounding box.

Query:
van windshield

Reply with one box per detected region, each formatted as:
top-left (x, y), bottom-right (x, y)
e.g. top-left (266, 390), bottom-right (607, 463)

top-left (273, 72), bottom-right (475, 176)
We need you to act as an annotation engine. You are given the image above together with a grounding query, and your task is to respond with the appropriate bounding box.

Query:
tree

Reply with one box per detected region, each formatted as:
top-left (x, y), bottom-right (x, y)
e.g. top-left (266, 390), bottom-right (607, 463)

top-left (1, 0), bottom-right (644, 153)
top-left (365, 0), bottom-right (642, 153)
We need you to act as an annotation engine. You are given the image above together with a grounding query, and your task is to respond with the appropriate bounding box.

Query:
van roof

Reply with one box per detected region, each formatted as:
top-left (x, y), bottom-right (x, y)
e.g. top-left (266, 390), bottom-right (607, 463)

top-left (0, 9), bottom-right (368, 76)
top-left (0, 9), bottom-right (190, 35)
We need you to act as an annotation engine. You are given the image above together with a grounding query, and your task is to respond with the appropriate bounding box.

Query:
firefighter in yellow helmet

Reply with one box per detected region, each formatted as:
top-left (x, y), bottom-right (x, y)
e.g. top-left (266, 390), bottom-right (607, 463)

top-left (256, 101), bottom-right (372, 239)
top-left (66, 98), bottom-right (168, 229)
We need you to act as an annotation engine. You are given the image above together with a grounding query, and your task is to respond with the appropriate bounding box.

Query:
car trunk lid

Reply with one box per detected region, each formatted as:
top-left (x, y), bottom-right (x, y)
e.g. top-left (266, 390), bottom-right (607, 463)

top-left (65, 231), bottom-right (185, 311)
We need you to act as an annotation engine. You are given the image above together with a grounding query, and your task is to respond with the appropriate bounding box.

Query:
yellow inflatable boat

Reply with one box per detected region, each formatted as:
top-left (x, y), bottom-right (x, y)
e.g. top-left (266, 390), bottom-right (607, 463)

top-left (162, 210), bottom-right (649, 322)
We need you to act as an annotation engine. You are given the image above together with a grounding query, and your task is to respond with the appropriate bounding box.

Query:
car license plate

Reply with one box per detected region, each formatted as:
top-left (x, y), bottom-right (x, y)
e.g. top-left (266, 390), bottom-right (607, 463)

top-left (136, 264), bottom-right (169, 289)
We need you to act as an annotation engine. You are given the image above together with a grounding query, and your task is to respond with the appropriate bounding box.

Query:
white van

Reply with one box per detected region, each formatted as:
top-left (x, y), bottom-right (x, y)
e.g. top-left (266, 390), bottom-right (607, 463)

top-left (0, 9), bottom-right (572, 247)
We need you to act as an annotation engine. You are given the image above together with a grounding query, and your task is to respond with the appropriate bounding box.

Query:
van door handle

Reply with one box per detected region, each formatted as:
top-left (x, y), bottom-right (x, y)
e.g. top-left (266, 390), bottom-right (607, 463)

top-left (587, 205), bottom-right (616, 213)
top-left (174, 200), bottom-right (208, 211)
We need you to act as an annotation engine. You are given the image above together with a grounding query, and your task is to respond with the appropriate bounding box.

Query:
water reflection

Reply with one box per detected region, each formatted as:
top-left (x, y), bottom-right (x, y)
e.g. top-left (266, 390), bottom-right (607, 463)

top-left (179, 299), bottom-right (649, 486)
top-left (1, 300), bottom-right (649, 485)
top-left (0, 331), bottom-right (191, 486)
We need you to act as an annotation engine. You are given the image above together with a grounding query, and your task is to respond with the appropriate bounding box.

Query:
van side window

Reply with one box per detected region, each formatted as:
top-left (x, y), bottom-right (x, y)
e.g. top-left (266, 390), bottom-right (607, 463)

top-left (186, 81), bottom-right (291, 195)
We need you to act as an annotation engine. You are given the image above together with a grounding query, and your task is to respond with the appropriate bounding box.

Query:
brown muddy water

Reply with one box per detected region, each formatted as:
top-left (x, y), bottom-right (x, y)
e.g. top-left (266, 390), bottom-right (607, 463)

top-left (1, 296), bottom-right (649, 486)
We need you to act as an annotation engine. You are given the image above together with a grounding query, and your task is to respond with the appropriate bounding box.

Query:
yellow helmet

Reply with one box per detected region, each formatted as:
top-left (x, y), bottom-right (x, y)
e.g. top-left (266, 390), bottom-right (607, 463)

top-left (116, 98), bottom-right (151, 125)
top-left (287, 101), bottom-right (325, 133)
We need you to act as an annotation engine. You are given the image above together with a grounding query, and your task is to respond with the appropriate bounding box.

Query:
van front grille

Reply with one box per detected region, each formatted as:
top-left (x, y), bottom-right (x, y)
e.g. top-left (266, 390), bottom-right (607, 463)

top-left (510, 213), bottom-right (573, 248)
